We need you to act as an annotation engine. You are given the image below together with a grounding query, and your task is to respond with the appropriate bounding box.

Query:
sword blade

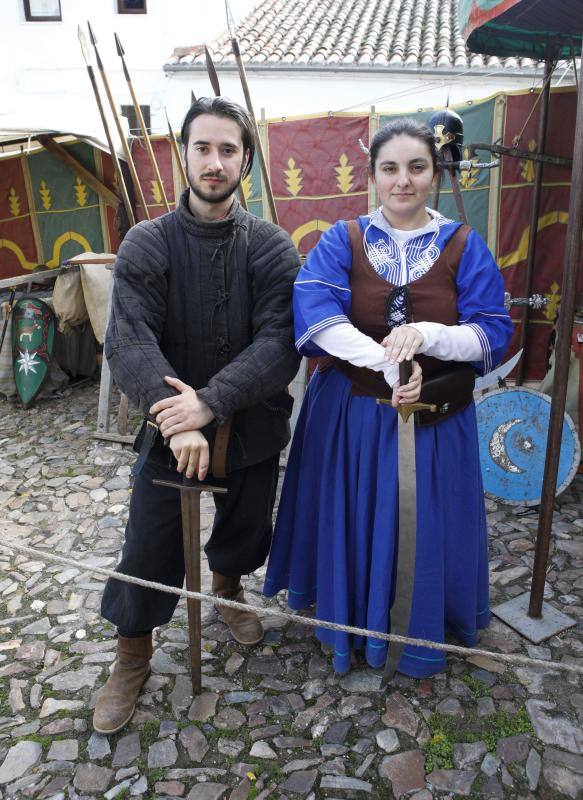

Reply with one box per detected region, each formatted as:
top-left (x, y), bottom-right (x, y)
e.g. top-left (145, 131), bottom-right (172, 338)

top-left (474, 349), bottom-right (523, 392)
top-left (180, 483), bottom-right (202, 695)
top-left (382, 411), bottom-right (417, 685)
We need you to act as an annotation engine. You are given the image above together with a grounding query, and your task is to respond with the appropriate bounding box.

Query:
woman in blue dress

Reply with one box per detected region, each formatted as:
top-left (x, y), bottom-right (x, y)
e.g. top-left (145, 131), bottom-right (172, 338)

top-left (263, 119), bottom-right (514, 677)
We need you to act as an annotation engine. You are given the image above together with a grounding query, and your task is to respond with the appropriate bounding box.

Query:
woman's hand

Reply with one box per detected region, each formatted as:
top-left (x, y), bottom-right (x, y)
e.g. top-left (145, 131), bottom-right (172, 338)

top-left (169, 430), bottom-right (209, 481)
top-left (391, 360), bottom-right (422, 408)
top-left (381, 325), bottom-right (424, 365)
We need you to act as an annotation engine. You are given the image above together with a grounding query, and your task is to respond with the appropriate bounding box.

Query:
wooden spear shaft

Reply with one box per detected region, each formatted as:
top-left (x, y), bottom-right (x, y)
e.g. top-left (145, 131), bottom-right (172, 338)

top-left (115, 33), bottom-right (171, 213)
top-left (87, 22), bottom-right (150, 221)
top-left (164, 106), bottom-right (187, 189)
top-left (77, 26), bottom-right (135, 227)
top-left (203, 46), bottom-right (248, 212)
top-left (230, 37), bottom-right (278, 224)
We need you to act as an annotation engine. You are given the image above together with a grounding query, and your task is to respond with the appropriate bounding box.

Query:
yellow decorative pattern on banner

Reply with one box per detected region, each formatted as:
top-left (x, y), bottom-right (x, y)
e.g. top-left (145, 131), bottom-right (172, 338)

top-left (284, 158), bottom-right (303, 197)
top-left (74, 177), bottom-right (88, 207)
top-left (544, 281), bottom-right (561, 322)
top-left (292, 219), bottom-right (332, 250)
top-left (8, 188), bottom-right (21, 217)
top-left (520, 140), bottom-right (537, 183)
top-left (335, 154), bottom-right (354, 194)
top-left (151, 180), bottom-right (163, 204)
top-left (0, 231), bottom-right (92, 270)
top-left (241, 174), bottom-right (253, 201)
top-left (498, 211), bottom-right (569, 268)
top-left (39, 180), bottom-right (52, 211)
top-left (459, 147), bottom-right (478, 189)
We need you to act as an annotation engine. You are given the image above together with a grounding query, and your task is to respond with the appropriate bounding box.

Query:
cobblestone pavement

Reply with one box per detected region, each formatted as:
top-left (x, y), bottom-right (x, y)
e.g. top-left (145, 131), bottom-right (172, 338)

top-left (1, 381), bottom-right (582, 800)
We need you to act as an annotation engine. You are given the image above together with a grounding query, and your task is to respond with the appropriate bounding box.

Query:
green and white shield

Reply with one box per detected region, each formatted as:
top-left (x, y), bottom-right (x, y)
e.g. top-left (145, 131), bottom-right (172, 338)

top-left (12, 296), bottom-right (56, 407)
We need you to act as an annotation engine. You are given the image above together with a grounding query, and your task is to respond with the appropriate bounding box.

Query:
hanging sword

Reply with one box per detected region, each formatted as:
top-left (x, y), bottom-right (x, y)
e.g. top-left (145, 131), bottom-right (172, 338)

top-left (377, 287), bottom-right (437, 685)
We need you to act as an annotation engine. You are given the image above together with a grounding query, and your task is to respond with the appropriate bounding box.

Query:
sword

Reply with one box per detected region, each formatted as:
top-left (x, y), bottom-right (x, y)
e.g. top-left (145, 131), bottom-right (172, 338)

top-left (474, 348), bottom-right (523, 392)
top-left (377, 288), bottom-right (437, 685)
top-left (153, 476), bottom-right (227, 694)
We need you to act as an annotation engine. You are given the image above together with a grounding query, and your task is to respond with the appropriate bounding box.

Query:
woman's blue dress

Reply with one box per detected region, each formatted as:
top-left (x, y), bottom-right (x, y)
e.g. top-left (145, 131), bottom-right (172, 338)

top-left (263, 214), bottom-right (514, 677)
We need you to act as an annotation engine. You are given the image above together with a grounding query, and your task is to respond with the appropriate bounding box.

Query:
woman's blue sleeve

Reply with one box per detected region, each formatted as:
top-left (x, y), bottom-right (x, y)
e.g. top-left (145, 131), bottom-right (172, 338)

top-left (293, 221), bottom-right (353, 357)
top-left (456, 229), bottom-right (514, 376)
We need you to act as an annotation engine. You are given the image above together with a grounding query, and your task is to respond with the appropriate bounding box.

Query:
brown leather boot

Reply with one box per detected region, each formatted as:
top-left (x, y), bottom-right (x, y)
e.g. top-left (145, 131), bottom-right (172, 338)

top-left (212, 573), bottom-right (264, 645)
top-left (93, 633), bottom-right (153, 734)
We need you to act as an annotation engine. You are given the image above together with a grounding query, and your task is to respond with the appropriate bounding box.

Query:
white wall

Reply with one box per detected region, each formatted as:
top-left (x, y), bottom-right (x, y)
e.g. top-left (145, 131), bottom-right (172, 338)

top-left (163, 66), bottom-right (549, 123)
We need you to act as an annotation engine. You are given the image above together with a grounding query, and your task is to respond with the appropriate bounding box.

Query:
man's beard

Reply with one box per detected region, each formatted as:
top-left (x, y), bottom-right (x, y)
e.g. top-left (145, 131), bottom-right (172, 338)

top-left (187, 168), bottom-right (242, 205)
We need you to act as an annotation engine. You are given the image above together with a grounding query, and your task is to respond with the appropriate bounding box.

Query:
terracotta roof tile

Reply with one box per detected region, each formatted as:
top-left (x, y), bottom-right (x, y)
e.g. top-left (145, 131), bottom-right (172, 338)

top-left (169, 0), bottom-right (541, 71)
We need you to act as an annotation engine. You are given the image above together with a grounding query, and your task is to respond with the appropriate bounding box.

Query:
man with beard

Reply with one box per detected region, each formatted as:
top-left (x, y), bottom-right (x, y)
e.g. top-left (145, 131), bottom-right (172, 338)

top-left (93, 97), bottom-right (300, 734)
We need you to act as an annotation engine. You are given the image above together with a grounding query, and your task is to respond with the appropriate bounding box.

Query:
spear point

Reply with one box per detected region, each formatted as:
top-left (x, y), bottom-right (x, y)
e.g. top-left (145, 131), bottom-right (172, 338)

top-left (114, 32), bottom-right (125, 58)
top-left (205, 46), bottom-right (221, 96)
top-left (87, 20), bottom-right (97, 46)
top-left (78, 26), bottom-right (92, 66)
top-left (225, 0), bottom-right (236, 39)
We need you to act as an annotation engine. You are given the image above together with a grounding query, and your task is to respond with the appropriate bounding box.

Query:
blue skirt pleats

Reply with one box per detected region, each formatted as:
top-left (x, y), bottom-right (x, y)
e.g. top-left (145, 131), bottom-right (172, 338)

top-left (263, 367), bottom-right (489, 677)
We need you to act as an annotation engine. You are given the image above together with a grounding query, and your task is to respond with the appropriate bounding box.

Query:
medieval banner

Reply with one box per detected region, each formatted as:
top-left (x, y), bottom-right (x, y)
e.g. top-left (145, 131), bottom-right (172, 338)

top-left (26, 141), bottom-right (106, 268)
top-left (0, 152), bottom-right (40, 279)
top-left (266, 114), bottom-right (369, 254)
top-left (498, 86), bottom-right (582, 380)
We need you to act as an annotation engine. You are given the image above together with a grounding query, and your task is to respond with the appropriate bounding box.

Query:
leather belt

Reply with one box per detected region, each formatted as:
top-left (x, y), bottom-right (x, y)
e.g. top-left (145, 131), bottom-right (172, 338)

top-left (317, 357), bottom-right (475, 425)
top-left (211, 417), bottom-right (232, 479)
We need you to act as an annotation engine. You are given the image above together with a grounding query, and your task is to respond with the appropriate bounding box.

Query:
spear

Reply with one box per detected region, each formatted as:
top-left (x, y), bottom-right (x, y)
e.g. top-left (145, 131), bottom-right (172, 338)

top-left (205, 45), bottom-right (221, 97)
top-left (86, 21), bottom-right (149, 221)
top-left (225, 1), bottom-right (278, 224)
top-left (77, 26), bottom-right (135, 227)
top-left (164, 105), bottom-right (187, 190)
top-left (115, 32), bottom-right (171, 213)
top-left (204, 45), bottom-right (248, 211)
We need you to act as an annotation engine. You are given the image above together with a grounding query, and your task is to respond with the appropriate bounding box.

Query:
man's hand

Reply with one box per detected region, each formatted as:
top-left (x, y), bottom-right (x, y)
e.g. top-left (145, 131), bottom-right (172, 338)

top-left (382, 325), bottom-right (424, 365)
top-left (150, 376), bottom-right (214, 436)
top-left (169, 430), bottom-right (209, 481)
top-left (391, 360), bottom-right (422, 408)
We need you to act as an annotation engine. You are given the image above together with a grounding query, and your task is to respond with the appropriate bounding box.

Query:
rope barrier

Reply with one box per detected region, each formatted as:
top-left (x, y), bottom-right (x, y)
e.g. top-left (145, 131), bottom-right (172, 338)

top-left (2, 538), bottom-right (582, 677)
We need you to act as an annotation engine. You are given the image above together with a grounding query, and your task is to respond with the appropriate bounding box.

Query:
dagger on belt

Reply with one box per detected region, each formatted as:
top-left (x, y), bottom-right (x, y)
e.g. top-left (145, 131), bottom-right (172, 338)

top-left (377, 287), bottom-right (437, 685)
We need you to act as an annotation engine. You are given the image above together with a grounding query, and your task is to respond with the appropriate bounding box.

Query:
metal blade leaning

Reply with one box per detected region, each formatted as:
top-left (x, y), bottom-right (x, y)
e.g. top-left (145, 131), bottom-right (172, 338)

top-left (153, 476), bottom-right (227, 694)
top-left (377, 359), bottom-right (437, 685)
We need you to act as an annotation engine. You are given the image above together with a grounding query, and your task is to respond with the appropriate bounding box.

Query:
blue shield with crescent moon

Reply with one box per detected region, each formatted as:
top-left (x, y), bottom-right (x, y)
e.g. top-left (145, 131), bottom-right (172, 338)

top-left (475, 387), bottom-right (580, 506)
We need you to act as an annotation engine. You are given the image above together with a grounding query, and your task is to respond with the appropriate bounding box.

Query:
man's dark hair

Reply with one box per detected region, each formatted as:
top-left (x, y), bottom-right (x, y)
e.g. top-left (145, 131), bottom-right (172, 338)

top-left (181, 97), bottom-right (255, 178)
top-left (369, 118), bottom-right (439, 174)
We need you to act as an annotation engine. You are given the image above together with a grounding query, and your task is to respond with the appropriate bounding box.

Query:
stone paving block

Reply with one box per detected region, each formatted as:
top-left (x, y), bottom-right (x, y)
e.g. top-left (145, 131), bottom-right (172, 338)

top-left (73, 763), bottom-right (114, 793)
top-left (378, 750), bottom-right (425, 797)
top-left (0, 741), bottom-right (42, 785)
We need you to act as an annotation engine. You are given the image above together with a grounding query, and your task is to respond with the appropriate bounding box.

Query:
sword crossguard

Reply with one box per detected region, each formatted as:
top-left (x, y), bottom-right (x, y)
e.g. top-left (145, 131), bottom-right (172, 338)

top-left (152, 479), bottom-right (228, 494)
top-left (376, 398), bottom-right (438, 422)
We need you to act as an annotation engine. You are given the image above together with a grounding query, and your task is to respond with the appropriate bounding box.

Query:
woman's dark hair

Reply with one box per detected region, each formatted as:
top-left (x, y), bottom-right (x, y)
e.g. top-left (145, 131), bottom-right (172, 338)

top-left (181, 96), bottom-right (255, 178)
top-left (369, 118), bottom-right (439, 174)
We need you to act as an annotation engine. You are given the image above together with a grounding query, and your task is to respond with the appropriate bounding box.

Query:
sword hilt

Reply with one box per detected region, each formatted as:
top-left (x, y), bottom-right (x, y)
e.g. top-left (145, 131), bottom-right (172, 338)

top-left (152, 479), bottom-right (227, 494)
top-left (399, 359), bottom-right (412, 387)
top-left (377, 397), bottom-right (438, 422)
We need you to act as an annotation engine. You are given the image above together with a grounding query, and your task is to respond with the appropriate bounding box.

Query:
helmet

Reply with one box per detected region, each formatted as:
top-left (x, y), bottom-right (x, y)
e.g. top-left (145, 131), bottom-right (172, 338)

top-left (428, 108), bottom-right (464, 162)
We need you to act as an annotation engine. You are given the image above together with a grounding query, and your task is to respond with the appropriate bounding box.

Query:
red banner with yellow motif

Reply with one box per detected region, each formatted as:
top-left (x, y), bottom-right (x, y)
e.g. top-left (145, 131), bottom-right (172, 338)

top-left (497, 87), bottom-right (583, 380)
top-left (267, 115), bottom-right (370, 254)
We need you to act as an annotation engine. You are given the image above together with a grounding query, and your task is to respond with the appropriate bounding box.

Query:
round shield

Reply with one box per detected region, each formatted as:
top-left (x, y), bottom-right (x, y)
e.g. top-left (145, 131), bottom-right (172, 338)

top-left (11, 296), bottom-right (56, 408)
top-left (475, 387), bottom-right (580, 506)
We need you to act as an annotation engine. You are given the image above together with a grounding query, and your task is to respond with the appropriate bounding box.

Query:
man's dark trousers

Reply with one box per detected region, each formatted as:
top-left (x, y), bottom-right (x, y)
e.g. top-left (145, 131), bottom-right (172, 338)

top-left (101, 453), bottom-right (279, 634)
